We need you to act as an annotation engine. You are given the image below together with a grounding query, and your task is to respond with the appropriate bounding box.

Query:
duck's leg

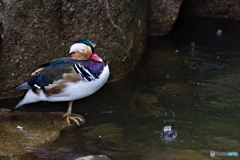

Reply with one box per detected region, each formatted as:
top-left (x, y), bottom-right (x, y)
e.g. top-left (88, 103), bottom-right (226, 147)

top-left (63, 101), bottom-right (85, 126)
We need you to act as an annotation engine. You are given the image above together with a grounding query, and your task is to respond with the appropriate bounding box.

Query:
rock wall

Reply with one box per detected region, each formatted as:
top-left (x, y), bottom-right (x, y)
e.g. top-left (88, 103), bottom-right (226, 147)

top-left (2, 0), bottom-right (240, 97)
top-left (181, 0), bottom-right (240, 19)
top-left (148, 0), bottom-right (183, 35)
top-left (0, 0), bottom-right (147, 96)
top-left (0, 0), bottom-right (186, 97)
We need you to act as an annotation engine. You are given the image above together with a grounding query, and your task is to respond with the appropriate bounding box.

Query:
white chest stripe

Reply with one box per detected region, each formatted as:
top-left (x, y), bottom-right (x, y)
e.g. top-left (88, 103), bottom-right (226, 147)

top-left (74, 64), bottom-right (95, 81)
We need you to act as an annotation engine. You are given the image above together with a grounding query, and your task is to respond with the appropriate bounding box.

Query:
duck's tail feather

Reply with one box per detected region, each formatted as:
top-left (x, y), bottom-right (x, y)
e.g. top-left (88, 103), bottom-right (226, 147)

top-left (10, 90), bottom-right (29, 113)
top-left (5, 81), bottom-right (32, 92)
top-left (10, 107), bottom-right (17, 113)
top-left (10, 103), bottom-right (22, 113)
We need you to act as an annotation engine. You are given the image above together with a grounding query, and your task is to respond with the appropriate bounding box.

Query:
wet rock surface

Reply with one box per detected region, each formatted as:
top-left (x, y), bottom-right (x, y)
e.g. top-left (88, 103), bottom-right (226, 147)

top-left (0, 107), bottom-right (112, 160)
top-left (0, 108), bottom-right (69, 159)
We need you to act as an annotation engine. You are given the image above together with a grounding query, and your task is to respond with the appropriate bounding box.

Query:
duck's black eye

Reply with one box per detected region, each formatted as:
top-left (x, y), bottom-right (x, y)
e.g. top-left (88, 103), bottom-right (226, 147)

top-left (79, 49), bottom-right (86, 53)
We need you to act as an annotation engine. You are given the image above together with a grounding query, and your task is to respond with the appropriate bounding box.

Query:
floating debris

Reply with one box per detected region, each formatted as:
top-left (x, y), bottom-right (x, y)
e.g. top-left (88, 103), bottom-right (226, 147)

top-left (17, 126), bottom-right (23, 131)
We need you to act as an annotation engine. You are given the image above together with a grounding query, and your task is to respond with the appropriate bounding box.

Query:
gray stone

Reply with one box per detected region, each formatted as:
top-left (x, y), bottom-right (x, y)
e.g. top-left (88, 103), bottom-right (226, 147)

top-left (0, 0), bottom-right (147, 96)
top-left (148, 0), bottom-right (183, 35)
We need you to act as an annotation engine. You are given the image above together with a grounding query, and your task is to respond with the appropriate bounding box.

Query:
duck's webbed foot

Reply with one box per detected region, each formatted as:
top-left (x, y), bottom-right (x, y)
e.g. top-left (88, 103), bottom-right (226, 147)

top-left (63, 113), bottom-right (85, 126)
top-left (63, 101), bottom-right (85, 126)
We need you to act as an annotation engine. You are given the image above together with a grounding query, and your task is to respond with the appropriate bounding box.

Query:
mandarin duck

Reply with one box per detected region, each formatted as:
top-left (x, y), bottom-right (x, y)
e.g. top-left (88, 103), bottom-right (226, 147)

top-left (10, 40), bottom-right (110, 126)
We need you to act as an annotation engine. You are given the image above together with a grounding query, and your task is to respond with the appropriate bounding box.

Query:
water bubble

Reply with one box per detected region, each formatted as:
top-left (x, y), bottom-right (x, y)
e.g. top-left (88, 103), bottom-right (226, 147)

top-left (216, 29), bottom-right (222, 36)
top-left (191, 42), bottom-right (195, 51)
top-left (165, 75), bottom-right (170, 79)
top-left (190, 42), bottom-right (196, 55)
top-left (161, 125), bottom-right (177, 142)
top-left (163, 125), bottom-right (172, 132)
top-left (191, 42), bottom-right (195, 48)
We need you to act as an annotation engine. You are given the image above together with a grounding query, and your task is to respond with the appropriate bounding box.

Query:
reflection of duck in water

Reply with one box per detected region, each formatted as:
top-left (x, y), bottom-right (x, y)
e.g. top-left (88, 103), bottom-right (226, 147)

top-left (10, 40), bottom-right (110, 126)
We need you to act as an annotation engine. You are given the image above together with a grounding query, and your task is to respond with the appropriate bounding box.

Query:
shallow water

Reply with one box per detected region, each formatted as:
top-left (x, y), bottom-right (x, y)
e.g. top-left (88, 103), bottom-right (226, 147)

top-left (3, 17), bottom-right (240, 159)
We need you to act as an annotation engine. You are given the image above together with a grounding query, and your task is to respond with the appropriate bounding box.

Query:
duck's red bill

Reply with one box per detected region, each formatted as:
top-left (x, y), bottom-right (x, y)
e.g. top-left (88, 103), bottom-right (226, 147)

top-left (89, 53), bottom-right (103, 62)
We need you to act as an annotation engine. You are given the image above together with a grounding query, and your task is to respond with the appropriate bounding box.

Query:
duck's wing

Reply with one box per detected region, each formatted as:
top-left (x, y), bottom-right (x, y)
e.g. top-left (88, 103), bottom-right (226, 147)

top-left (11, 58), bottom-right (78, 92)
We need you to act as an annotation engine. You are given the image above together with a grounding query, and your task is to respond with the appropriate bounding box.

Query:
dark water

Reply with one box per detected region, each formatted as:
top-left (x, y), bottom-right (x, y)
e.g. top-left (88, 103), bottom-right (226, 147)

top-left (4, 17), bottom-right (240, 159)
